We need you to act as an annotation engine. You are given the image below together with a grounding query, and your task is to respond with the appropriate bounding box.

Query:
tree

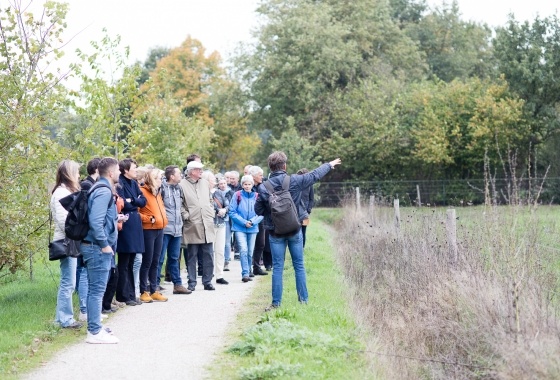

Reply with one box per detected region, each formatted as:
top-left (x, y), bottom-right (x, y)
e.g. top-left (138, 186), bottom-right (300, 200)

top-left (494, 15), bottom-right (560, 144)
top-left (235, 0), bottom-right (425, 141)
top-left (137, 46), bottom-right (170, 86)
top-left (0, 0), bottom-right (71, 276)
top-left (404, 1), bottom-right (495, 82)
top-left (68, 31), bottom-right (145, 162)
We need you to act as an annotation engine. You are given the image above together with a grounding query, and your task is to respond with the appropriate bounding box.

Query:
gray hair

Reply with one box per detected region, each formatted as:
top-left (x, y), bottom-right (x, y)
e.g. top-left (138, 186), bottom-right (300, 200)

top-left (240, 175), bottom-right (254, 186)
top-left (230, 171), bottom-right (240, 179)
top-left (248, 166), bottom-right (263, 176)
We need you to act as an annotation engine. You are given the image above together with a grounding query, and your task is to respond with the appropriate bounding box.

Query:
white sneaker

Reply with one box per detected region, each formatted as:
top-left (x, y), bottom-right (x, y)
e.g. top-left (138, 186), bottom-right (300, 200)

top-left (79, 312), bottom-right (87, 322)
top-left (101, 313), bottom-right (108, 320)
top-left (85, 329), bottom-right (119, 344)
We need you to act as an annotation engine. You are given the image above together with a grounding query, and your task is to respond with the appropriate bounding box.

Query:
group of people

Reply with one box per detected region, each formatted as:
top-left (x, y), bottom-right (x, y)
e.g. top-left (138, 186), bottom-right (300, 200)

top-left (50, 151), bottom-right (341, 344)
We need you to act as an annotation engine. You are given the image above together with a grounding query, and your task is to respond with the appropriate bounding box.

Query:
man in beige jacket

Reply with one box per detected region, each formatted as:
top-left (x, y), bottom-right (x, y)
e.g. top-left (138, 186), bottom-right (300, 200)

top-left (180, 161), bottom-right (216, 291)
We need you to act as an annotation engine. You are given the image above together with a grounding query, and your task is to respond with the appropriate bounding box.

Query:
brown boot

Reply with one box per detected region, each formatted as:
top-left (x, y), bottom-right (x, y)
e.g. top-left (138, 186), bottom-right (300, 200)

top-left (173, 285), bottom-right (192, 295)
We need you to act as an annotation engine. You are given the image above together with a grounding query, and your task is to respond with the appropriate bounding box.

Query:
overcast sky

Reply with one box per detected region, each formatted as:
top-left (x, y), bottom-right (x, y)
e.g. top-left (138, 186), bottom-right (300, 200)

top-left (49, 0), bottom-right (558, 74)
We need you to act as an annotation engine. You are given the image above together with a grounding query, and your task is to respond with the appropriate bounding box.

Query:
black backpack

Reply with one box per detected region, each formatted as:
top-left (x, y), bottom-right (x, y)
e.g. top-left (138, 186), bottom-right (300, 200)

top-left (59, 183), bottom-right (112, 241)
top-left (263, 175), bottom-right (300, 235)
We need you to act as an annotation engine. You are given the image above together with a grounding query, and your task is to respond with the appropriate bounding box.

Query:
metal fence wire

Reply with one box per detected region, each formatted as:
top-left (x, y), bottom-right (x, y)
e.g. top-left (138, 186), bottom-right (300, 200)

top-left (314, 178), bottom-right (560, 207)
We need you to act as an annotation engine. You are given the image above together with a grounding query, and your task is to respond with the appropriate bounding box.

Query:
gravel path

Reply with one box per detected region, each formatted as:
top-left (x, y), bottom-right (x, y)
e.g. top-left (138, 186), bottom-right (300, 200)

top-left (24, 259), bottom-right (260, 380)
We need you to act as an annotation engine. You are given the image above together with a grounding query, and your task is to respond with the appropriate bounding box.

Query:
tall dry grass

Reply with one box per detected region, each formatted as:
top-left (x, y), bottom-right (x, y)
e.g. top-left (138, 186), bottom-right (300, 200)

top-left (336, 203), bottom-right (560, 379)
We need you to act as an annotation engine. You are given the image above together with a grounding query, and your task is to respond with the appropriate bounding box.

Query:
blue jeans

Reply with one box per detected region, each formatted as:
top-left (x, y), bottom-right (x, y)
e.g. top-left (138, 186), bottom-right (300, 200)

top-left (158, 234), bottom-right (182, 285)
top-left (133, 253), bottom-right (142, 298)
top-left (224, 221), bottom-right (232, 262)
top-left (77, 264), bottom-right (88, 314)
top-left (81, 242), bottom-right (112, 334)
top-left (269, 230), bottom-right (308, 306)
top-left (235, 231), bottom-right (256, 277)
top-left (56, 256), bottom-right (77, 327)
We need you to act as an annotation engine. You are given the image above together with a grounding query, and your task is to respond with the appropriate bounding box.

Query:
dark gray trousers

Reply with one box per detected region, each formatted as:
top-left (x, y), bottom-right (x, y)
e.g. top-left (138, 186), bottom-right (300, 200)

top-left (186, 243), bottom-right (214, 287)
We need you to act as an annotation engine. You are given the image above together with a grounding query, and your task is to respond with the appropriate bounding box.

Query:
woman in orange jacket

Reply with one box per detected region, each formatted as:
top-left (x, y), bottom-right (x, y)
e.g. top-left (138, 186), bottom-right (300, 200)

top-left (138, 167), bottom-right (169, 302)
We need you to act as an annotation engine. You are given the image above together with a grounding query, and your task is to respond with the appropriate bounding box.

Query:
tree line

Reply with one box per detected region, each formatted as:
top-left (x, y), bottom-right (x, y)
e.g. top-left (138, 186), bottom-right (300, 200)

top-left (1, 0), bottom-right (559, 274)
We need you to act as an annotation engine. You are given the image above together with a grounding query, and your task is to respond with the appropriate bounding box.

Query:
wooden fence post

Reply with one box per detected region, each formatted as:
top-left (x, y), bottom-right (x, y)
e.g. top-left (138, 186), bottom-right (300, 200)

top-left (416, 184), bottom-right (421, 207)
top-left (394, 198), bottom-right (400, 230)
top-left (446, 209), bottom-right (458, 265)
top-left (356, 187), bottom-right (361, 213)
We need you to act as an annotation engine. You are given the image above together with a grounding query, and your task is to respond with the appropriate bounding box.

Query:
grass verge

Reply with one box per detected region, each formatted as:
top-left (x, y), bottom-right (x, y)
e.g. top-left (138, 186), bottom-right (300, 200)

top-left (0, 258), bottom-right (84, 379)
top-left (210, 208), bottom-right (375, 380)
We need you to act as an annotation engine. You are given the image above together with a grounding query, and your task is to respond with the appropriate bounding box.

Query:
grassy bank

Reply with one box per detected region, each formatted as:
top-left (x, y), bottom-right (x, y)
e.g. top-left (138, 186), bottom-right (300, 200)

top-left (0, 259), bottom-right (84, 379)
top-left (212, 208), bottom-right (375, 380)
top-left (337, 204), bottom-right (560, 379)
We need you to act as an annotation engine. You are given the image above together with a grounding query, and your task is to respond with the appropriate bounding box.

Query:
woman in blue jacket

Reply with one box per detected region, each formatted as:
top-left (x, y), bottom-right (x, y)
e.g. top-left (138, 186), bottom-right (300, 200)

top-left (229, 175), bottom-right (263, 282)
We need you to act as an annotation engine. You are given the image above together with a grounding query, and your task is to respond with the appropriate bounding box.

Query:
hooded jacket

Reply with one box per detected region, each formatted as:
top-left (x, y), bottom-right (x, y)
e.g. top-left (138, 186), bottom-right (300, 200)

top-left (161, 179), bottom-right (183, 237)
top-left (229, 189), bottom-right (262, 233)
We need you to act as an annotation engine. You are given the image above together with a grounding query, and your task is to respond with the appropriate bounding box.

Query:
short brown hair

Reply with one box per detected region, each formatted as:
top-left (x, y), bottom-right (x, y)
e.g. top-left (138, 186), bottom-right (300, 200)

top-left (268, 151), bottom-right (287, 172)
top-left (98, 157), bottom-right (119, 177)
top-left (165, 165), bottom-right (179, 181)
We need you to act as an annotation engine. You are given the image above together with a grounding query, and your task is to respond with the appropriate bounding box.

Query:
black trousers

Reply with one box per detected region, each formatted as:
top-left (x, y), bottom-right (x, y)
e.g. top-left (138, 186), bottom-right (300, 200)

top-left (102, 267), bottom-right (118, 310)
top-left (186, 243), bottom-right (214, 287)
top-left (263, 229), bottom-right (272, 268)
top-left (253, 221), bottom-right (266, 270)
top-left (140, 229), bottom-right (163, 294)
top-left (116, 252), bottom-right (136, 302)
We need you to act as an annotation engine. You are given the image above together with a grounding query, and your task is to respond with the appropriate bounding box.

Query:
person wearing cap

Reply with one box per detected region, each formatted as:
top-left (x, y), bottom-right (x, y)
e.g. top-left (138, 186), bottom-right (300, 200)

top-left (179, 160), bottom-right (216, 291)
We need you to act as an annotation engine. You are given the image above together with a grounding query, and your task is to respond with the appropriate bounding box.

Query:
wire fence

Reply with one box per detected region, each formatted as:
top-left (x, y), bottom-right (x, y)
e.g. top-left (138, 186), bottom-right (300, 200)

top-left (314, 178), bottom-right (560, 207)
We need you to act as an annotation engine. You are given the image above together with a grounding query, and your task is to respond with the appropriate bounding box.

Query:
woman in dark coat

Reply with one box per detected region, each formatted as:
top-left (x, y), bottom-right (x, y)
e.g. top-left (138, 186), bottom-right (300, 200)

top-left (115, 158), bottom-right (147, 306)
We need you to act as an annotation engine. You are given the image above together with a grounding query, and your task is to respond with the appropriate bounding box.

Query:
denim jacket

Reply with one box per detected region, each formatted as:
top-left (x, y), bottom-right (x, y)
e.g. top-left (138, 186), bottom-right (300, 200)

top-left (161, 179), bottom-right (183, 237)
top-left (84, 177), bottom-right (117, 248)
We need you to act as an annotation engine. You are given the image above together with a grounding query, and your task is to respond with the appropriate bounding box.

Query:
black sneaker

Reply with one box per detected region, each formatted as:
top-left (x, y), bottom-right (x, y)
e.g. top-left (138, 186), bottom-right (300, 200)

top-left (249, 271), bottom-right (255, 278)
top-left (253, 267), bottom-right (268, 276)
top-left (216, 278), bottom-right (229, 285)
top-left (188, 286), bottom-right (196, 292)
top-left (125, 300), bottom-right (137, 306)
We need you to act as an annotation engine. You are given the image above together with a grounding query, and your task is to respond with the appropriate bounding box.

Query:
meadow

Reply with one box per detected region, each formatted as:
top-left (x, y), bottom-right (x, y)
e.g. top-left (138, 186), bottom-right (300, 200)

top-left (336, 203), bottom-right (560, 379)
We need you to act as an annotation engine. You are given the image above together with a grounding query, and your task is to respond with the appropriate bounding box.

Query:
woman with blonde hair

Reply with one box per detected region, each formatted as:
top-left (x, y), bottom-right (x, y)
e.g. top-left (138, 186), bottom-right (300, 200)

top-left (138, 167), bottom-right (168, 302)
top-left (51, 159), bottom-right (82, 328)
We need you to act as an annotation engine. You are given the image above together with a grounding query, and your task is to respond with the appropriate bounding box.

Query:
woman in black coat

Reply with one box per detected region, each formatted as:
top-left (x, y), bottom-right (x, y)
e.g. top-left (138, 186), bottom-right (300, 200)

top-left (115, 159), bottom-right (147, 306)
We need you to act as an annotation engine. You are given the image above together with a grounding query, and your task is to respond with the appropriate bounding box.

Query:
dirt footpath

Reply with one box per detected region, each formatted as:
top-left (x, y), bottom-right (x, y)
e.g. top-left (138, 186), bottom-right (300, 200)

top-left (24, 259), bottom-right (259, 380)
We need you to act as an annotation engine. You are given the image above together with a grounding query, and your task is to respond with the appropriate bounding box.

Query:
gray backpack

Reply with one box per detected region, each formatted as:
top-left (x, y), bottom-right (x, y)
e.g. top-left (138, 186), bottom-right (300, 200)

top-left (264, 175), bottom-right (300, 235)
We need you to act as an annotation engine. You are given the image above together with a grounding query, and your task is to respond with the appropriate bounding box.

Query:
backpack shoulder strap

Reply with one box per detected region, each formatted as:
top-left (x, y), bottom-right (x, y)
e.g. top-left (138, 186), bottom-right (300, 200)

top-left (282, 175), bottom-right (291, 191)
top-left (263, 180), bottom-right (274, 194)
top-left (235, 190), bottom-right (241, 204)
top-left (88, 183), bottom-right (113, 208)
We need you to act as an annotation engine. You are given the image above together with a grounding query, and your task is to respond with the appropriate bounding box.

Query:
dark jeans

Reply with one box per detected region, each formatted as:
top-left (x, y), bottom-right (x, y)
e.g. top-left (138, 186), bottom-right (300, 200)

top-left (140, 229), bottom-right (164, 294)
top-left (253, 221), bottom-right (266, 271)
top-left (116, 252), bottom-right (136, 302)
top-left (263, 229), bottom-right (272, 268)
top-left (186, 243), bottom-right (214, 287)
top-left (102, 267), bottom-right (118, 310)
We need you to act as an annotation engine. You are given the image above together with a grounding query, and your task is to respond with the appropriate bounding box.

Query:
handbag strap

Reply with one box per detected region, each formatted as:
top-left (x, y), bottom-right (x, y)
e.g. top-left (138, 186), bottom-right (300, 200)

top-left (48, 210), bottom-right (53, 243)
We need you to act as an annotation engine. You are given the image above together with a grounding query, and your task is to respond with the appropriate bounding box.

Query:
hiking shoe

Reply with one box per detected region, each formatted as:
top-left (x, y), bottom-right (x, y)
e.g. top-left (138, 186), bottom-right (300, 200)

top-left (249, 271), bottom-right (255, 278)
top-left (135, 297), bottom-right (143, 305)
top-left (150, 291), bottom-right (168, 302)
top-left (223, 262), bottom-right (230, 271)
top-left (86, 329), bottom-right (119, 344)
top-left (265, 304), bottom-right (279, 312)
top-left (253, 267), bottom-right (268, 276)
top-left (204, 284), bottom-right (216, 290)
top-left (102, 308), bottom-right (116, 314)
top-left (173, 285), bottom-right (192, 294)
top-left (63, 321), bottom-right (83, 329)
top-left (242, 277), bottom-right (250, 283)
top-left (140, 292), bottom-right (153, 303)
top-left (79, 312), bottom-right (87, 321)
top-left (157, 285), bottom-right (166, 292)
top-left (216, 278), bottom-right (229, 285)
top-left (125, 300), bottom-right (137, 306)
top-left (187, 286), bottom-right (196, 292)
top-left (265, 266), bottom-right (272, 271)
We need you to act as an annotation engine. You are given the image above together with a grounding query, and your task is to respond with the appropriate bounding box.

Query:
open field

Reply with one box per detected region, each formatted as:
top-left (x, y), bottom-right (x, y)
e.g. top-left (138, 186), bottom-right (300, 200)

top-left (337, 203), bottom-right (560, 379)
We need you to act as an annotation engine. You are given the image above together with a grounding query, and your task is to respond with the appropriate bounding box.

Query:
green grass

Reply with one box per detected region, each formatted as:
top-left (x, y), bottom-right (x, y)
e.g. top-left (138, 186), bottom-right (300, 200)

top-left (211, 207), bottom-right (374, 380)
top-left (0, 257), bottom-right (84, 379)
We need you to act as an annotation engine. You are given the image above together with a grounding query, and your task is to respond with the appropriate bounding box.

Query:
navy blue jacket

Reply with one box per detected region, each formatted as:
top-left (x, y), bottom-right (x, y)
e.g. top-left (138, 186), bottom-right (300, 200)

top-left (116, 176), bottom-right (147, 253)
top-left (255, 163), bottom-right (331, 232)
